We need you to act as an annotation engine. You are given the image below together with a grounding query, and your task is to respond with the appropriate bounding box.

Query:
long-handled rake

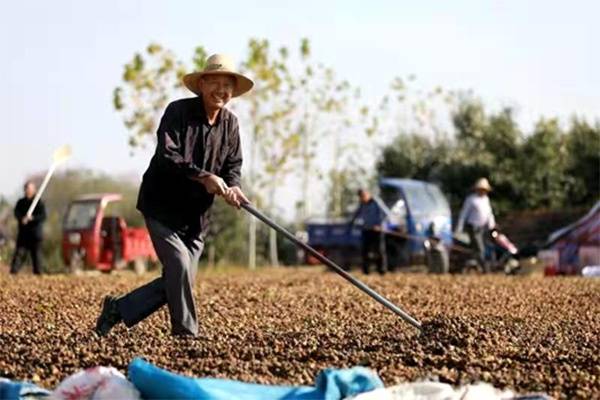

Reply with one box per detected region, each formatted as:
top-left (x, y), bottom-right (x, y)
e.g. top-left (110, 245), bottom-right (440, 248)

top-left (26, 145), bottom-right (72, 218)
top-left (241, 202), bottom-right (422, 331)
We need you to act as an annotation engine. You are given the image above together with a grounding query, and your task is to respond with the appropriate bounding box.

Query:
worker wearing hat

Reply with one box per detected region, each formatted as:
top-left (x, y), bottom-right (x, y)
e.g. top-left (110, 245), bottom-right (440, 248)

top-left (95, 54), bottom-right (252, 337)
top-left (455, 178), bottom-right (496, 272)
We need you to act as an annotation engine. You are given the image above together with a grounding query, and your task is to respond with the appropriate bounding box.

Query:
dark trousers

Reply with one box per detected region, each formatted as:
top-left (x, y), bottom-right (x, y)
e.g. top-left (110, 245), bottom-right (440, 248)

top-left (383, 236), bottom-right (408, 272)
top-left (361, 229), bottom-right (384, 274)
top-left (10, 239), bottom-right (43, 275)
top-left (466, 224), bottom-right (488, 272)
top-left (117, 217), bottom-right (204, 336)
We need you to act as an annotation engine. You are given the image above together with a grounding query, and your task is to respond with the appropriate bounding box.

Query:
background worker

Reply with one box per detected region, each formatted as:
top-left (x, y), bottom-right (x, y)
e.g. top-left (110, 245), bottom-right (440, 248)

top-left (349, 189), bottom-right (386, 275)
top-left (455, 178), bottom-right (496, 272)
top-left (10, 181), bottom-right (46, 275)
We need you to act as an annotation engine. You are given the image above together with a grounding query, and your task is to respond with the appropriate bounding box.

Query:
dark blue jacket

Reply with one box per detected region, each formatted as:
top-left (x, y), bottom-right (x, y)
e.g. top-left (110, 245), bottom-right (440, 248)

top-left (350, 199), bottom-right (385, 230)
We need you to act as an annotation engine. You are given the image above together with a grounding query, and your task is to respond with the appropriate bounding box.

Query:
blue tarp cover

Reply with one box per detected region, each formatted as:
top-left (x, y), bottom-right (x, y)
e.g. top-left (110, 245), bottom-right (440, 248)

top-left (128, 357), bottom-right (383, 400)
top-left (0, 378), bottom-right (50, 400)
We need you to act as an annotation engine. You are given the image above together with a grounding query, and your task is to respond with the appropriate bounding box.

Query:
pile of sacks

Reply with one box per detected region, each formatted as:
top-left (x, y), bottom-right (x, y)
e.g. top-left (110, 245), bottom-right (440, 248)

top-left (1, 358), bottom-right (550, 400)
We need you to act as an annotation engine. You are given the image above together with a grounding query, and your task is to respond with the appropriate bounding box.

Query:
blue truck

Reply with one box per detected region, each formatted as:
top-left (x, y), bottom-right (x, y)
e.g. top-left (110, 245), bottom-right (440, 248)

top-left (305, 178), bottom-right (452, 269)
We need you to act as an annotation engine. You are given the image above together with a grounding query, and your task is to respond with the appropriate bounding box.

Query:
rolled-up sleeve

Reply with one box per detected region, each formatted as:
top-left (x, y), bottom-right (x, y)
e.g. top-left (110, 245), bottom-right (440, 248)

top-left (155, 103), bottom-right (210, 180)
top-left (220, 121), bottom-right (242, 188)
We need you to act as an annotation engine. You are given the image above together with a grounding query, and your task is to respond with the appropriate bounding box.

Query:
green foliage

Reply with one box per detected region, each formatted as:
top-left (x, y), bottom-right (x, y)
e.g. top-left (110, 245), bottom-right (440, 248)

top-left (515, 118), bottom-right (570, 209)
top-left (239, 37), bottom-right (301, 200)
top-left (326, 161), bottom-right (372, 217)
top-left (565, 118), bottom-right (600, 205)
top-left (378, 134), bottom-right (439, 179)
top-left (205, 199), bottom-right (248, 266)
top-left (377, 96), bottom-right (600, 216)
top-left (0, 196), bottom-right (14, 266)
top-left (202, 195), bottom-right (297, 267)
top-left (114, 43), bottom-right (188, 148)
top-left (192, 47), bottom-right (208, 71)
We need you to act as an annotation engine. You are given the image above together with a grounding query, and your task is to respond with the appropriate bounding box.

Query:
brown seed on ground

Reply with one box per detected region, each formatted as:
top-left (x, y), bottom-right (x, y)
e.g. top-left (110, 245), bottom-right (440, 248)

top-left (0, 267), bottom-right (598, 399)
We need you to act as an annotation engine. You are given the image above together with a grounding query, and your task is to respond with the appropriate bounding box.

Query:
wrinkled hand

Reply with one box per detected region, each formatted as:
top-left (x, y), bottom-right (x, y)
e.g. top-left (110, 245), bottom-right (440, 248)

top-left (223, 186), bottom-right (249, 209)
top-left (199, 174), bottom-right (228, 196)
top-left (21, 216), bottom-right (32, 225)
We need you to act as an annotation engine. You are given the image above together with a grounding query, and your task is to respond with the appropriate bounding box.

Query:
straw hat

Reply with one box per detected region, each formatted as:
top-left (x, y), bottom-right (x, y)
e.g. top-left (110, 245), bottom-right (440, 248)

top-left (183, 54), bottom-right (254, 98)
top-left (473, 178), bottom-right (492, 192)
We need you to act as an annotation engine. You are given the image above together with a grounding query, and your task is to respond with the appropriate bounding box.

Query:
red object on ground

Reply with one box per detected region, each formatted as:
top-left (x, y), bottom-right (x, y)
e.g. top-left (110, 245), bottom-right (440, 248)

top-left (493, 232), bottom-right (518, 255)
top-left (61, 193), bottom-right (157, 272)
top-left (306, 248), bottom-right (326, 265)
top-left (544, 265), bottom-right (558, 276)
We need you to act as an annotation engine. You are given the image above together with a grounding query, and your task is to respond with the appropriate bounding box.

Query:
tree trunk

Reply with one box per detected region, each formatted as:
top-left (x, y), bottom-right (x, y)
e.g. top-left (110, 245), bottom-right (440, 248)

top-left (208, 244), bottom-right (215, 268)
top-left (269, 228), bottom-right (279, 267)
top-left (249, 214), bottom-right (256, 270)
top-left (248, 102), bottom-right (258, 270)
top-left (300, 122), bottom-right (311, 222)
top-left (268, 186), bottom-right (279, 267)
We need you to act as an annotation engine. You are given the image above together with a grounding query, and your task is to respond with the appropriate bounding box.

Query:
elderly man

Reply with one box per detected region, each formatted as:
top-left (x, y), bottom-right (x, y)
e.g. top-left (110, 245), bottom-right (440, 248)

top-left (455, 178), bottom-right (496, 272)
top-left (10, 181), bottom-right (46, 275)
top-left (95, 54), bottom-right (252, 337)
top-left (349, 189), bottom-right (386, 275)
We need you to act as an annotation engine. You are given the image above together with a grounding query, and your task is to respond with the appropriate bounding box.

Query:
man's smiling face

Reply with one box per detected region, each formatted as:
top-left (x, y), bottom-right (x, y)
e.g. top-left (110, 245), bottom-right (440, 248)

top-left (199, 74), bottom-right (236, 110)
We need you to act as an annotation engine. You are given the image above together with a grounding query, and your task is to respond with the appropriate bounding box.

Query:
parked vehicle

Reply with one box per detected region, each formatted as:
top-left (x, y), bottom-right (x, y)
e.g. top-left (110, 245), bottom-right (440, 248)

top-left (304, 218), bottom-right (361, 269)
top-left (305, 178), bottom-right (453, 269)
top-left (379, 178), bottom-right (452, 259)
top-left (423, 223), bottom-right (450, 274)
top-left (61, 193), bottom-right (157, 274)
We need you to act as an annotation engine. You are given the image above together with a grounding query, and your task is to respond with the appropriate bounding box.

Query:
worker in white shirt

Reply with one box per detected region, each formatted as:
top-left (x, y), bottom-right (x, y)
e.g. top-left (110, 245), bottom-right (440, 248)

top-left (455, 178), bottom-right (496, 271)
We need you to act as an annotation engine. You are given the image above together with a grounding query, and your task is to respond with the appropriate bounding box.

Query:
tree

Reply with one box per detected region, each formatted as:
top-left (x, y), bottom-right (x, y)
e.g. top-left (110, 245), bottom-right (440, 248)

top-left (234, 39), bottom-right (305, 268)
top-left (291, 41), bottom-right (371, 221)
top-left (205, 198), bottom-right (248, 267)
top-left (452, 101), bottom-right (523, 212)
top-left (565, 118), bottom-right (600, 206)
top-left (321, 83), bottom-right (372, 219)
top-left (113, 44), bottom-right (189, 149)
top-left (515, 118), bottom-right (570, 209)
top-left (374, 79), bottom-right (460, 206)
top-left (377, 89), bottom-right (600, 216)
top-left (480, 108), bottom-right (522, 212)
top-left (378, 134), bottom-right (434, 179)
top-left (0, 196), bottom-right (14, 266)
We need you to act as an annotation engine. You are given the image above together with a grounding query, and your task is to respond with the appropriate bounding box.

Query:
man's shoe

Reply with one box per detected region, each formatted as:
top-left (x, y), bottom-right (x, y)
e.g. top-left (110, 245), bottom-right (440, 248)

top-left (95, 295), bottom-right (122, 336)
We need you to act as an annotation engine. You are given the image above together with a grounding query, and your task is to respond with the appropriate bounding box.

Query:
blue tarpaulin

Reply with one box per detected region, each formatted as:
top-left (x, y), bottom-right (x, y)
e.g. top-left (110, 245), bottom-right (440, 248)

top-left (128, 357), bottom-right (384, 400)
top-left (0, 378), bottom-right (50, 400)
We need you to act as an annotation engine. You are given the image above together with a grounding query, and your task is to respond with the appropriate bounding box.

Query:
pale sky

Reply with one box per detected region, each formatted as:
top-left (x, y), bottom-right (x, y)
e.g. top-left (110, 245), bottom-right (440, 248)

top-left (0, 0), bottom-right (597, 214)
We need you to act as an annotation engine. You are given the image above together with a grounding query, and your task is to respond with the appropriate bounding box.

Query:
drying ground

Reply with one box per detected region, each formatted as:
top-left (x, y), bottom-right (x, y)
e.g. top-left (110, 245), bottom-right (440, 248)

top-left (0, 267), bottom-right (598, 399)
